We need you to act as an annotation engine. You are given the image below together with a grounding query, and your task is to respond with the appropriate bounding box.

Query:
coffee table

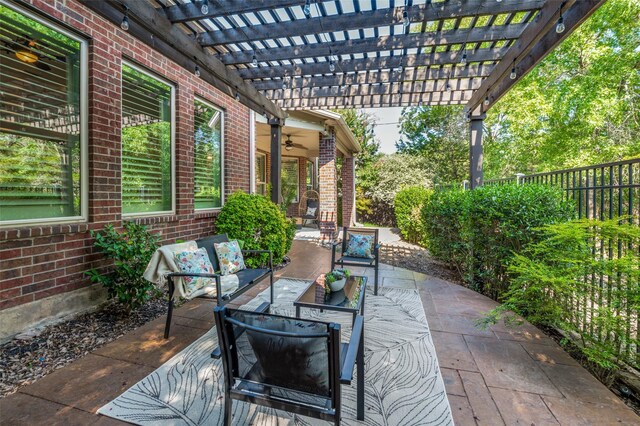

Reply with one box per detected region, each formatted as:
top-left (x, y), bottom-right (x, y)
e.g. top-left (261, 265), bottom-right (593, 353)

top-left (294, 275), bottom-right (367, 324)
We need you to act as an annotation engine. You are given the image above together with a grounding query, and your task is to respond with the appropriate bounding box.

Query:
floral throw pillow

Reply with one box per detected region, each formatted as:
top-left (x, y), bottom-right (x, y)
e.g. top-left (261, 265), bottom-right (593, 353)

top-left (344, 234), bottom-right (374, 259)
top-left (214, 240), bottom-right (246, 275)
top-left (173, 248), bottom-right (215, 296)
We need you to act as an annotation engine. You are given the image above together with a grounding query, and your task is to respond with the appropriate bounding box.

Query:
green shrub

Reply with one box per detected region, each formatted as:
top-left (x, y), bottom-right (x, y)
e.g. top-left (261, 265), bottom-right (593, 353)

top-left (481, 218), bottom-right (640, 371)
top-left (394, 186), bottom-right (432, 245)
top-left (86, 222), bottom-right (160, 311)
top-left (467, 184), bottom-right (574, 298)
top-left (421, 189), bottom-right (471, 276)
top-left (215, 191), bottom-right (295, 267)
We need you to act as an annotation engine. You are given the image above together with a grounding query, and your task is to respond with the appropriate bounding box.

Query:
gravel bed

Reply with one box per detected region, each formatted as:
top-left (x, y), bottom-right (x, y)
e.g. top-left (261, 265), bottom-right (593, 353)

top-left (379, 240), bottom-right (460, 283)
top-left (0, 298), bottom-right (167, 398)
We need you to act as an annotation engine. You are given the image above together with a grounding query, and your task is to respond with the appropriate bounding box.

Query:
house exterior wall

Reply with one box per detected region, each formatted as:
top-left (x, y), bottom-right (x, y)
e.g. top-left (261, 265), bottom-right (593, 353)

top-left (0, 0), bottom-right (252, 337)
top-left (318, 131), bottom-right (338, 239)
top-left (341, 156), bottom-right (356, 227)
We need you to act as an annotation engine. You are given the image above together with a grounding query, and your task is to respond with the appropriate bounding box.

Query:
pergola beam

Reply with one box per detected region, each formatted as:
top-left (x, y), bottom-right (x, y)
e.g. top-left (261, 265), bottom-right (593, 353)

top-left (279, 91), bottom-right (473, 110)
top-left (199, 0), bottom-right (544, 46)
top-left (218, 23), bottom-right (527, 65)
top-left (251, 65), bottom-right (493, 91)
top-left (479, 0), bottom-right (608, 111)
top-left (263, 78), bottom-right (484, 99)
top-left (239, 48), bottom-right (507, 80)
top-left (164, 0), bottom-right (331, 24)
top-left (78, 0), bottom-right (285, 119)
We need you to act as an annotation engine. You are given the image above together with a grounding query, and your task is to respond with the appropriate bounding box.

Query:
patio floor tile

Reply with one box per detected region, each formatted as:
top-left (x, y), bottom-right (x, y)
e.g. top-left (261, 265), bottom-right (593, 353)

top-left (20, 354), bottom-right (154, 413)
top-left (464, 335), bottom-right (562, 397)
top-left (92, 318), bottom-right (208, 368)
top-left (0, 393), bottom-right (126, 425)
top-left (520, 341), bottom-right (581, 366)
top-left (543, 395), bottom-right (640, 425)
top-left (428, 313), bottom-right (495, 337)
top-left (430, 331), bottom-right (479, 372)
top-left (446, 394), bottom-right (477, 426)
top-left (381, 276), bottom-right (416, 289)
top-left (538, 363), bottom-right (627, 406)
top-left (440, 367), bottom-right (465, 396)
top-left (458, 371), bottom-right (505, 426)
top-left (489, 387), bottom-right (560, 425)
top-left (379, 268), bottom-right (414, 280)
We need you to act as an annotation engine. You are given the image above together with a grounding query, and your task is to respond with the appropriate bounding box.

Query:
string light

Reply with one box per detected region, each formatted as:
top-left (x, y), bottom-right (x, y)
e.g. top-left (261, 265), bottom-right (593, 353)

top-left (252, 53), bottom-right (258, 67)
top-left (402, 9), bottom-right (410, 29)
top-left (281, 79), bottom-right (287, 90)
top-left (235, 91), bottom-right (240, 101)
top-left (460, 52), bottom-right (467, 65)
top-left (194, 65), bottom-right (201, 77)
top-left (329, 60), bottom-right (335, 72)
top-left (200, 0), bottom-right (209, 15)
top-left (556, 13), bottom-right (565, 33)
top-left (484, 96), bottom-right (490, 106)
top-left (510, 65), bottom-right (517, 80)
top-left (120, 6), bottom-right (130, 31)
top-left (445, 82), bottom-right (452, 91)
top-left (303, 0), bottom-right (311, 17)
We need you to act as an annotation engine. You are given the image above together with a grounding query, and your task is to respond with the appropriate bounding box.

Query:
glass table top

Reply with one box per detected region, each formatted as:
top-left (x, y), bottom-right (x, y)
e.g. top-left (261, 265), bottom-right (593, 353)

top-left (294, 275), bottom-right (367, 313)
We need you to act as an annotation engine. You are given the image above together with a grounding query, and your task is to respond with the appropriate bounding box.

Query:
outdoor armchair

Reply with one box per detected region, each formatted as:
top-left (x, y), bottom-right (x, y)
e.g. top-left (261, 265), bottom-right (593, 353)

top-left (331, 227), bottom-right (381, 295)
top-left (213, 306), bottom-right (365, 425)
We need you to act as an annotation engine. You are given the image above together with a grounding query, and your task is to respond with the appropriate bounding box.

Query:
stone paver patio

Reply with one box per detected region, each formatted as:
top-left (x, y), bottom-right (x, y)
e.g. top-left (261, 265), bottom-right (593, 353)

top-left (0, 239), bottom-right (637, 425)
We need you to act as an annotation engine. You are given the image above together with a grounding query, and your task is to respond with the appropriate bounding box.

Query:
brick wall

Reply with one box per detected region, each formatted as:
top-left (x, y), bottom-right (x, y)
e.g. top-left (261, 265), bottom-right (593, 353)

top-left (318, 130), bottom-right (338, 239)
top-left (341, 156), bottom-right (355, 227)
top-left (0, 0), bottom-right (251, 313)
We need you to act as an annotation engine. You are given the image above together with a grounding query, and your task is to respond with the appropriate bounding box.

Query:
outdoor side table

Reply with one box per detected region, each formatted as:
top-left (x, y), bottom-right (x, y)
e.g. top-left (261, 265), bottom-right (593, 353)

top-left (294, 275), bottom-right (367, 421)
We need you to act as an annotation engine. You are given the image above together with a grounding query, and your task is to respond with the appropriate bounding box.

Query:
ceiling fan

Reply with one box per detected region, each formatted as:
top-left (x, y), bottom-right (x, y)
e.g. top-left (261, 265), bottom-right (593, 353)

top-left (3, 36), bottom-right (66, 71)
top-left (282, 134), bottom-right (307, 151)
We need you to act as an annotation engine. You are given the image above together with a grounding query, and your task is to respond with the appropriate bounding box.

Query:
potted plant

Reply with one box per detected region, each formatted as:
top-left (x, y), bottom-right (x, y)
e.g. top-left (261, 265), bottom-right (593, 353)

top-left (324, 268), bottom-right (351, 293)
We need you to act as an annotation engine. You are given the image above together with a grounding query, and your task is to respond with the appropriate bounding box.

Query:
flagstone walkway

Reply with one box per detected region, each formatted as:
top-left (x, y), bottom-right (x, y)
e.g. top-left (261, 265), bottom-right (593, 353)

top-left (0, 240), bottom-right (637, 425)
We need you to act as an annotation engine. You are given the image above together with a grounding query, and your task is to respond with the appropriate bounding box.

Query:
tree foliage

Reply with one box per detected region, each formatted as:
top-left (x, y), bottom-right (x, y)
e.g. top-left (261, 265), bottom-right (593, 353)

top-left (335, 108), bottom-right (381, 169)
top-left (396, 105), bottom-right (469, 185)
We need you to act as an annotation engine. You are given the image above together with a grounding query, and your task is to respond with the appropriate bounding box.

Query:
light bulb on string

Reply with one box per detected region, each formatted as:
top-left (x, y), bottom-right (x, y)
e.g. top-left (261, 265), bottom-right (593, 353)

top-left (510, 66), bottom-right (517, 80)
top-left (460, 52), bottom-right (467, 65)
top-left (303, 0), bottom-right (311, 17)
top-left (194, 66), bottom-right (201, 77)
top-left (200, 0), bottom-right (209, 15)
top-left (402, 9), bottom-right (410, 29)
top-left (121, 7), bottom-right (129, 31)
top-left (329, 60), bottom-right (335, 72)
top-left (484, 96), bottom-right (490, 106)
top-left (252, 54), bottom-right (258, 67)
top-left (556, 15), bottom-right (565, 33)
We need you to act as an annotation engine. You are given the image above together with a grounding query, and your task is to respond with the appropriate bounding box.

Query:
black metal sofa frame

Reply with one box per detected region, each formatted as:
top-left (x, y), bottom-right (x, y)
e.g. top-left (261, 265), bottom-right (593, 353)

top-left (164, 234), bottom-right (273, 338)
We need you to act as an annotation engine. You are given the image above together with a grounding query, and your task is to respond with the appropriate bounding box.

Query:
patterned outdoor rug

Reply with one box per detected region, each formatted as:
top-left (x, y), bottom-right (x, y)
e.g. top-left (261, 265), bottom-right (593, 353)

top-left (98, 279), bottom-right (453, 425)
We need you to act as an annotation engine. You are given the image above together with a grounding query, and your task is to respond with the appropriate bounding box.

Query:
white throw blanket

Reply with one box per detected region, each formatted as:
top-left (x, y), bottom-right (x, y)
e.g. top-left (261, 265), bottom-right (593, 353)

top-left (143, 241), bottom-right (239, 299)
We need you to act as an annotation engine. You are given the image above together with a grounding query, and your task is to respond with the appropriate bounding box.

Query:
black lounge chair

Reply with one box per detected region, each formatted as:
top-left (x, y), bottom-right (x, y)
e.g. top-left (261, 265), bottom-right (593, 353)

top-left (331, 227), bottom-right (381, 295)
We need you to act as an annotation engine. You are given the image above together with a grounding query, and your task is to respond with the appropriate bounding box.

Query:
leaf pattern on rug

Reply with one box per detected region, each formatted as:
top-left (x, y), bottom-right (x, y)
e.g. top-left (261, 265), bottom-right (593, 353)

top-left (98, 279), bottom-right (453, 425)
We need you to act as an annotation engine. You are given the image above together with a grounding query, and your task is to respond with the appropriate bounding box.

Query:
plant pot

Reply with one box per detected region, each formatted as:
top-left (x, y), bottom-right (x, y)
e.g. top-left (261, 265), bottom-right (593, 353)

top-left (328, 278), bottom-right (346, 292)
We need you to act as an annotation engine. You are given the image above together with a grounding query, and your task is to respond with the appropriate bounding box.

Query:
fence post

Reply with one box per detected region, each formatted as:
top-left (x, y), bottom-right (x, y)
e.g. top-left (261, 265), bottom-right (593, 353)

top-left (516, 173), bottom-right (525, 185)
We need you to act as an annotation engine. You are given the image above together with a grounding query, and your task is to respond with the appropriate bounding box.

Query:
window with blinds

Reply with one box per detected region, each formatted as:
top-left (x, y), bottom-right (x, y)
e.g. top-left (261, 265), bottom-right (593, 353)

top-left (306, 160), bottom-right (314, 191)
top-left (256, 152), bottom-right (267, 196)
top-left (121, 63), bottom-right (173, 215)
top-left (194, 99), bottom-right (223, 209)
top-left (0, 4), bottom-right (86, 224)
top-left (281, 158), bottom-right (299, 203)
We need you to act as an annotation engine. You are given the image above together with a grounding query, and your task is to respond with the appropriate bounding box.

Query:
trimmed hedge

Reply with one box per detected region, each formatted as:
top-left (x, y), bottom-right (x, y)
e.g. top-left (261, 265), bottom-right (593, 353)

top-left (394, 186), bottom-right (432, 245)
top-left (421, 184), bottom-right (574, 300)
top-left (215, 191), bottom-right (296, 267)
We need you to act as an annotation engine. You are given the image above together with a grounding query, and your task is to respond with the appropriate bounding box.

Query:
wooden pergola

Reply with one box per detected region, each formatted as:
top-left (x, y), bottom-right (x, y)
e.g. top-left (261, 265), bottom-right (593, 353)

top-left (81, 0), bottom-right (606, 195)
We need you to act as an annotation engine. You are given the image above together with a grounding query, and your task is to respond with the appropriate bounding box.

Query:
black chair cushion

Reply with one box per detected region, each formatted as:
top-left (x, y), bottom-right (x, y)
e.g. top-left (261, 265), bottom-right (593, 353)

top-left (232, 311), bottom-right (331, 396)
top-left (196, 234), bottom-right (229, 272)
top-left (235, 268), bottom-right (270, 288)
top-left (307, 199), bottom-right (318, 209)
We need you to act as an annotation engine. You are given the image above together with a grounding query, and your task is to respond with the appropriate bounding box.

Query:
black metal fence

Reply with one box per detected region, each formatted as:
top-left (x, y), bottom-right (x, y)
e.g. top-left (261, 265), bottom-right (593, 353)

top-left (485, 158), bottom-right (639, 367)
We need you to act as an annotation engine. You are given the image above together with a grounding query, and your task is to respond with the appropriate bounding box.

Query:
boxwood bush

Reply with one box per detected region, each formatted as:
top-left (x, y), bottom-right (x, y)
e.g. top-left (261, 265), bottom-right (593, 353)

top-left (421, 184), bottom-right (574, 299)
top-left (215, 191), bottom-right (296, 267)
top-left (394, 186), bottom-right (432, 245)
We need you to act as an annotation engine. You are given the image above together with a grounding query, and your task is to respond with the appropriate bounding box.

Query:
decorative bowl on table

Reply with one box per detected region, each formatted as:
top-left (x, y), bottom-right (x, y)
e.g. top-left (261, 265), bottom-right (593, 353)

top-left (323, 268), bottom-right (351, 293)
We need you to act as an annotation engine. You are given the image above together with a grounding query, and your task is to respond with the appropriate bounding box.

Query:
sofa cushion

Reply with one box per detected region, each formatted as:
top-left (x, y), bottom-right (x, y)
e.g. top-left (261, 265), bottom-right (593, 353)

top-left (344, 234), bottom-right (374, 259)
top-left (173, 248), bottom-right (215, 297)
top-left (196, 234), bottom-right (229, 272)
top-left (214, 240), bottom-right (246, 275)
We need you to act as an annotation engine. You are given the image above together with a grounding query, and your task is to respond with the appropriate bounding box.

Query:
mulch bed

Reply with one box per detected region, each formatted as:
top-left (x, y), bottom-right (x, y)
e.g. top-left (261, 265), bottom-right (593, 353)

top-left (0, 298), bottom-right (167, 398)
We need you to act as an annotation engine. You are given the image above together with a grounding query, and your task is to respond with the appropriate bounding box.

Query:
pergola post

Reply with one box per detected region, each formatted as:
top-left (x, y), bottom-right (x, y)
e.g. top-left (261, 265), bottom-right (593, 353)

top-left (469, 113), bottom-right (485, 189)
top-left (269, 118), bottom-right (284, 204)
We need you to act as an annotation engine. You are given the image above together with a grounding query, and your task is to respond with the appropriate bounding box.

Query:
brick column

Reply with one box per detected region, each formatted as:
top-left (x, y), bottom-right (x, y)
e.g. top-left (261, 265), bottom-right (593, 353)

top-left (341, 156), bottom-right (355, 227)
top-left (319, 129), bottom-right (337, 240)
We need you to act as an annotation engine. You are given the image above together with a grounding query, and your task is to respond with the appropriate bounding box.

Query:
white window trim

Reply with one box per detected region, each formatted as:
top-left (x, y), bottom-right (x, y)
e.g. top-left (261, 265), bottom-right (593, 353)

top-left (194, 96), bottom-right (225, 211)
top-left (255, 152), bottom-right (267, 195)
top-left (121, 60), bottom-right (176, 219)
top-left (0, 0), bottom-right (88, 228)
top-left (282, 157), bottom-right (300, 203)
top-left (249, 110), bottom-right (256, 194)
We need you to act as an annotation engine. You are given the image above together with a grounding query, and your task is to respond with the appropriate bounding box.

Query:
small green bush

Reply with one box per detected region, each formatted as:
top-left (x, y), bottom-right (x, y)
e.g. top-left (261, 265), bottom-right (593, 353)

top-left (467, 184), bottom-right (574, 298)
top-left (86, 222), bottom-right (160, 311)
top-left (394, 186), bottom-right (432, 245)
top-left (481, 218), bottom-right (640, 371)
top-left (215, 191), bottom-right (295, 267)
top-left (421, 189), bottom-right (471, 276)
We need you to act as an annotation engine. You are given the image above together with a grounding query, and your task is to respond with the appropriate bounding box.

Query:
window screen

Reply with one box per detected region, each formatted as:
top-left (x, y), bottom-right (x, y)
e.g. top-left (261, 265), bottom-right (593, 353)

top-left (194, 99), bottom-right (223, 209)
